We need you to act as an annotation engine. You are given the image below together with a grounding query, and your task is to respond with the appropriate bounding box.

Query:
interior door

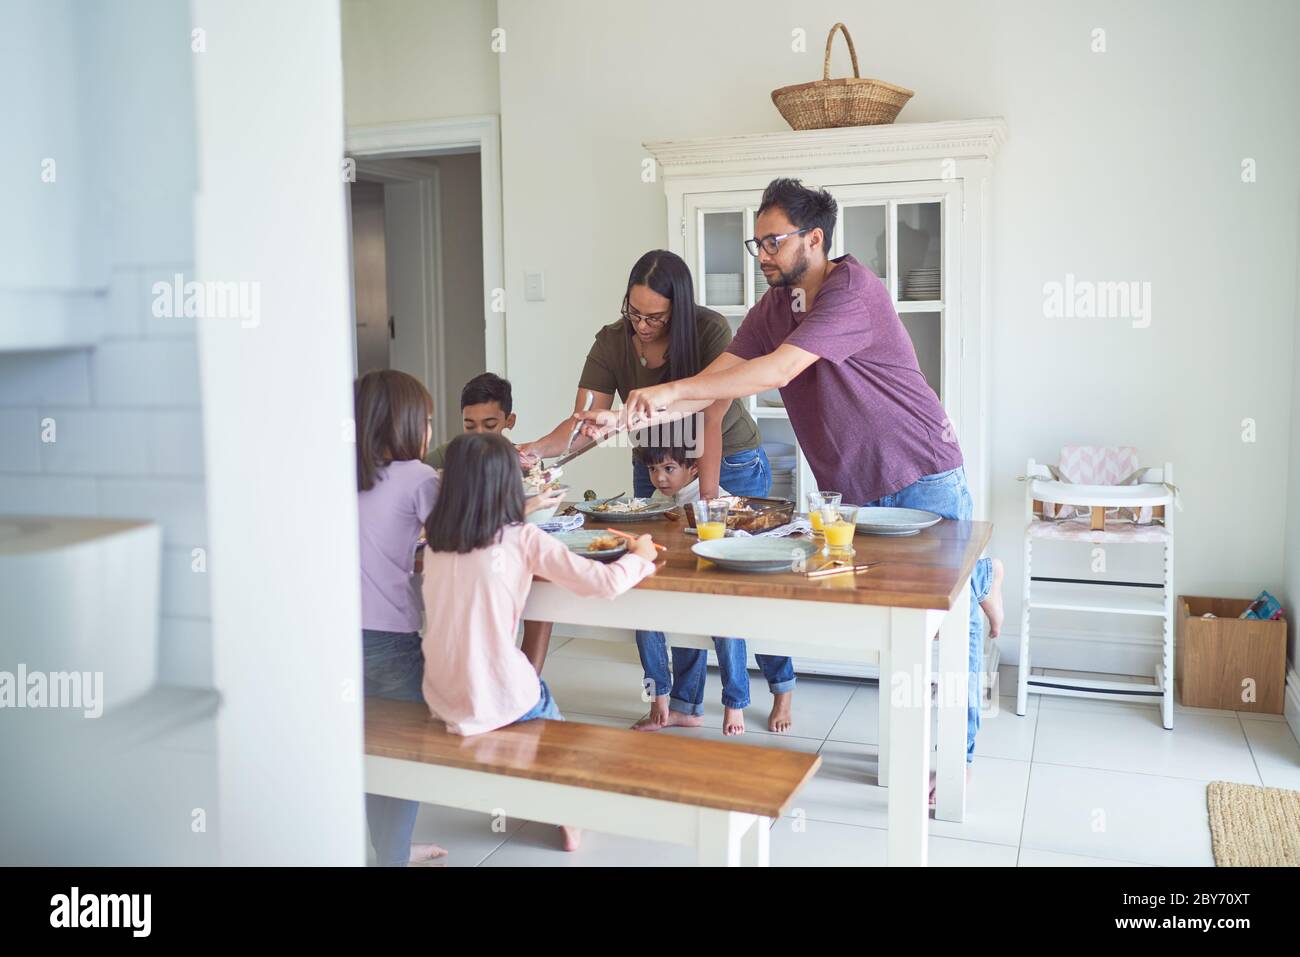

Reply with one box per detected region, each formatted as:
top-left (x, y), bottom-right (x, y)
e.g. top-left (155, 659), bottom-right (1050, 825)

top-left (382, 180), bottom-right (433, 390)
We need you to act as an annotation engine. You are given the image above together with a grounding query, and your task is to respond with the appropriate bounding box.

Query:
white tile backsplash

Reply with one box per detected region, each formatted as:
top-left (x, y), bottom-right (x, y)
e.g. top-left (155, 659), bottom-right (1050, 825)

top-left (158, 616), bottom-right (213, 688)
top-left (91, 339), bottom-right (202, 408)
top-left (161, 545), bottom-right (212, 618)
top-left (0, 409), bottom-right (41, 472)
top-left (38, 409), bottom-right (204, 477)
top-left (0, 350), bottom-right (93, 407)
top-left (98, 477), bottom-right (207, 546)
top-left (0, 475), bottom-right (98, 515)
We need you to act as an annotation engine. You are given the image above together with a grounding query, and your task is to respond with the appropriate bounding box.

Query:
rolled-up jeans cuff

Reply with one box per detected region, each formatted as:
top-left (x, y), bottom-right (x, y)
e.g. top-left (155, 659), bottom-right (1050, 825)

top-left (973, 556), bottom-right (993, 604)
top-left (767, 678), bottom-right (797, 694)
top-left (669, 696), bottom-right (705, 717)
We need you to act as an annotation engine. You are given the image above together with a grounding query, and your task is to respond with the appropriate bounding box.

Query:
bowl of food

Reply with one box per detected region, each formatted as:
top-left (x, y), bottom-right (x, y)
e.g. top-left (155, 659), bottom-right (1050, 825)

top-left (523, 462), bottom-right (568, 524)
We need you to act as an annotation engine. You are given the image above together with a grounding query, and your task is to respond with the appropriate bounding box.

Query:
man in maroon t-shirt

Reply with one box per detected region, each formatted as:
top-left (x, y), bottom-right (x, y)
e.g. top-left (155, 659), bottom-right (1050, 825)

top-left (612, 179), bottom-right (1002, 776)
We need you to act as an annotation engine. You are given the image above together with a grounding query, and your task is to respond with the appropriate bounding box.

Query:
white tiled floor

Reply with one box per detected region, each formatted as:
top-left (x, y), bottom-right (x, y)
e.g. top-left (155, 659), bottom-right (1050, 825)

top-left (397, 643), bottom-right (1300, 867)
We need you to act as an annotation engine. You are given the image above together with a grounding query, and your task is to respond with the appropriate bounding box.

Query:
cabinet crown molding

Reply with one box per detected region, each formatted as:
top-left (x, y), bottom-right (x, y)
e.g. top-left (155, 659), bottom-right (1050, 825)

top-left (644, 118), bottom-right (1007, 176)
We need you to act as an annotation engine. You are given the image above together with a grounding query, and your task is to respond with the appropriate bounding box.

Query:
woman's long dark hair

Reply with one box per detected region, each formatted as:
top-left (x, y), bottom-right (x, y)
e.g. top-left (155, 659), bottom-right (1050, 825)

top-left (355, 370), bottom-right (433, 491)
top-left (424, 433), bottom-right (524, 553)
top-left (623, 250), bottom-right (701, 383)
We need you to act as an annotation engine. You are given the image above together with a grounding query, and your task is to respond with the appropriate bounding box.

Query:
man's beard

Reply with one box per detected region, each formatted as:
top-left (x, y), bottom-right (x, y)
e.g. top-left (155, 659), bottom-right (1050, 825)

top-left (766, 247), bottom-right (810, 288)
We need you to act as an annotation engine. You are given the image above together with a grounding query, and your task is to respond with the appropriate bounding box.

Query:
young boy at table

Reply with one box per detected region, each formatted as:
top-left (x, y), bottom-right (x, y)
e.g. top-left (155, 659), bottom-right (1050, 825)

top-left (425, 372), bottom-right (517, 469)
top-left (631, 442), bottom-right (796, 736)
top-left (424, 372), bottom-right (557, 673)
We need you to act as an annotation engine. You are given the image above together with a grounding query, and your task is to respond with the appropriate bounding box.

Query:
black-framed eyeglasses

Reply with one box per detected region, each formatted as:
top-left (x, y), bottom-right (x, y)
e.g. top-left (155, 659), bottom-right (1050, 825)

top-left (744, 226), bottom-right (812, 257)
top-left (622, 307), bottom-right (669, 328)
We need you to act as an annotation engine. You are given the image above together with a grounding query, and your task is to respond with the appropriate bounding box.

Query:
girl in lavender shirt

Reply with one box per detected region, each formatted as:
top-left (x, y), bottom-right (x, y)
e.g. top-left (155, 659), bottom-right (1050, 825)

top-left (355, 370), bottom-right (446, 867)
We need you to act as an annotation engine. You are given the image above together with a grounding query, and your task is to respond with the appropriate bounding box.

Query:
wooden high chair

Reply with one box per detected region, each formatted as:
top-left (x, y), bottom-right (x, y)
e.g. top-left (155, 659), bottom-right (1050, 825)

top-left (1016, 448), bottom-right (1177, 728)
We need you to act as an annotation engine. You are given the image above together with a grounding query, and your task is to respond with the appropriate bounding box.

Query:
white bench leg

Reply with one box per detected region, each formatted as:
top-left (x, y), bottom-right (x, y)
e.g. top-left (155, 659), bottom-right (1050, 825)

top-left (696, 809), bottom-right (769, 867)
top-left (935, 578), bottom-right (970, 823)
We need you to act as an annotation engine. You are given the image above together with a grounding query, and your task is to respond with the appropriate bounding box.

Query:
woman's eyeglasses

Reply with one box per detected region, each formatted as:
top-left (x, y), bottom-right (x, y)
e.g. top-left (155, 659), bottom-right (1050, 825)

top-left (744, 226), bottom-right (812, 257)
top-left (622, 307), bottom-right (669, 328)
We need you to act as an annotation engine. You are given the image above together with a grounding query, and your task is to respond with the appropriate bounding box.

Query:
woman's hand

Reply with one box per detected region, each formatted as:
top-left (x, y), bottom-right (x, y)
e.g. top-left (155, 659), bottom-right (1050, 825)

top-left (624, 381), bottom-right (680, 429)
top-left (629, 533), bottom-right (658, 563)
top-left (523, 488), bottom-right (565, 516)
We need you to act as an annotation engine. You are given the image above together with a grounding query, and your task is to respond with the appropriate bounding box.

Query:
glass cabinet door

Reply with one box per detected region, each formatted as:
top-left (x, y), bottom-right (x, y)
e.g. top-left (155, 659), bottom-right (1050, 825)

top-left (699, 210), bottom-right (745, 310)
top-left (840, 204), bottom-right (888, 293)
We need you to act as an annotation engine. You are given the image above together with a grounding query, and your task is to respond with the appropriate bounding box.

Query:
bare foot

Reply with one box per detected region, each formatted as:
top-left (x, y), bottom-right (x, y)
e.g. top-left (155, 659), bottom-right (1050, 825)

top-left (559, 825), bottom-right (581, 852)
top-left (928, 766), bottom-right (973, 808)
top-left (768, 692), bottom-right (793, 733)
top-left (408, 842), bottom-right (449, 864)
top-left (632, 696), bottom-right (702, 731)
top-left (722, 706), bottom-right (746, 736)
top-left (980, 558), bottom-right (1005, 638)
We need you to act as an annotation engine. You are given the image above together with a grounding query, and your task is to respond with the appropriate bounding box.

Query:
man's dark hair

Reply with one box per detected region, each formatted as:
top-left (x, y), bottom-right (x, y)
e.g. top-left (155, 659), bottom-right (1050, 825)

top-left (459, 372), bottom-right (512, 415)
top-left (758, 177), bottom-right (838, 253)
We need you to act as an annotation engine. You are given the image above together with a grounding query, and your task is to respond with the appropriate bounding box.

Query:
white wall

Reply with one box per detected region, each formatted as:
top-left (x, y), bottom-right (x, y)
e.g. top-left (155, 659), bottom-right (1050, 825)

top-left (342, 0), bottom-right (500, 125)
top-left (194, 0), bottom-right (366, 865)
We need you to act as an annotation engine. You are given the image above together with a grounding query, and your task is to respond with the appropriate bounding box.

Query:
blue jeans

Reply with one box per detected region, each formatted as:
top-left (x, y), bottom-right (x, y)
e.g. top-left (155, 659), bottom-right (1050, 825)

top-left (362, 628), bottom-right (426, 867)
top-left (865, 466), bottom-right (992, 764)
top-left (513, 678), bottom-right (563, 723)
top-left (633, 445), bottom-right (797, 709)
top-left (635, 631), bottom-right (796, 713)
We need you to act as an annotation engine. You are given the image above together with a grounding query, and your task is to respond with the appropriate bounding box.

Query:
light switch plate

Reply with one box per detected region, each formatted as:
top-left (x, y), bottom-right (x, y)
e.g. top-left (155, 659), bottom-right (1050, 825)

top-left (524, 270), bottom-right (545, 301)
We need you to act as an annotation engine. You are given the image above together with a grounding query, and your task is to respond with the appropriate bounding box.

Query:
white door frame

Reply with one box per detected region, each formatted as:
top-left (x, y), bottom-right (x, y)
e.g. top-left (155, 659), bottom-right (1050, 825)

top-left (346, 116), bottom-right (506, 378)
top-left (354, 159), bottom-right (446, 446)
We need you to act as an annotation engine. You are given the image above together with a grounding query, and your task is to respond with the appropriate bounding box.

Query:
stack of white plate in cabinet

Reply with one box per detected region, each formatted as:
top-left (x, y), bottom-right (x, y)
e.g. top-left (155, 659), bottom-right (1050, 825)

top-left (763, 442), bottom-right (797, 502)
top-left (902, 267), bottom-right (940, 301)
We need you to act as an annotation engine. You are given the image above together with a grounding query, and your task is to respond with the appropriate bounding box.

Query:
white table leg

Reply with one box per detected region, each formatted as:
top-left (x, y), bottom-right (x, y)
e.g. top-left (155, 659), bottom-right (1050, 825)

top-left (877, 642), bottom-right (890, 787)
top-left (886, 608), bottom-right (932, 866)
top-left (935, 576), bottom-right (971, 823)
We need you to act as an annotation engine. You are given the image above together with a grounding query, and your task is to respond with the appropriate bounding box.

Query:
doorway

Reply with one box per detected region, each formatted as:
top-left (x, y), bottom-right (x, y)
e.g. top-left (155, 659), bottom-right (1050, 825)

top-left (348, 153), bottom-right (486, 445)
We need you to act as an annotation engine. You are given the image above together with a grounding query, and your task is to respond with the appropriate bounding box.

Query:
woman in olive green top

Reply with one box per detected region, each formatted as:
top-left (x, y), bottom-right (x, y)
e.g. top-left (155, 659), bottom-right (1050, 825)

top-left (518, 251), bottom-right (792, 738)
top-left (517, 249), bottom-right (769, 500)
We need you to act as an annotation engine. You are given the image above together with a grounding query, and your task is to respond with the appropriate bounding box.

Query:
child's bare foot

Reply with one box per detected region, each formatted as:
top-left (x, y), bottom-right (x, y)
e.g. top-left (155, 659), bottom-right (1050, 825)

top-left (768, 692), bottom-right (793, 733)
top-left (928, 766), bottom-right (973, 808)
top-left (722, 706), bottom-right (745, 736)
top-left (408, 842), bottom-right (449, 864)
top-left (559, 825), bottom-right (581, 852)
top-left (632, 696), bottom-right (702, 731)
top-left (980, 559), bottom-right (1005, 637)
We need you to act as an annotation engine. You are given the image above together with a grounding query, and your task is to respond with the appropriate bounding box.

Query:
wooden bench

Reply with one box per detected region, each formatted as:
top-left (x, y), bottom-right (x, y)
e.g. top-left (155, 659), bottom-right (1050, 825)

top-left (364, 698), bottom-right (821, 866)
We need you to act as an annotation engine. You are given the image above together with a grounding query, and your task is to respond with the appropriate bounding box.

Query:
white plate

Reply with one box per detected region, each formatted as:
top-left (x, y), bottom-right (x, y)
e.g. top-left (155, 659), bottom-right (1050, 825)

top-left (854, 506), bottom-right (943, 535)
top-left (574, 497), bottom-right (676, 522)
top-left (691, 537), bottom-right (820, 573)
top-left (552, 530), bottom-right (627, 561)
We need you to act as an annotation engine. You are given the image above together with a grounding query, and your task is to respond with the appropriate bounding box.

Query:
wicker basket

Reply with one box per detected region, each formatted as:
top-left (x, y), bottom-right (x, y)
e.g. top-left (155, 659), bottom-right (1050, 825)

top-left (771, 23), bottom-right (913, 130)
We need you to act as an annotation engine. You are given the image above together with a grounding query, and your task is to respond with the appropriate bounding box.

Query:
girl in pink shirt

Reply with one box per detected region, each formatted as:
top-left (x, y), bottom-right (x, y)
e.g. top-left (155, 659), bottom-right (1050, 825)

top-left (421, 433), bottom-right (658, 851)
top-left (421, 432), bottom-right (658, 736)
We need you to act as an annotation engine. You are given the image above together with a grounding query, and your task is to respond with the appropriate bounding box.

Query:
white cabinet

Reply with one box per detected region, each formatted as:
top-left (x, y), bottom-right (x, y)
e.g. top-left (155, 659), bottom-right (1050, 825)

top-left (646, 119), bottom-right (1005, 515)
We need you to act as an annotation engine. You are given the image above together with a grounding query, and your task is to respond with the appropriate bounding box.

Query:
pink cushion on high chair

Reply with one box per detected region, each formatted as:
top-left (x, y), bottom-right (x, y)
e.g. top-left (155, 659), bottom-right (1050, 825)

top-left (1042, 446), bottom-right (1151, 523)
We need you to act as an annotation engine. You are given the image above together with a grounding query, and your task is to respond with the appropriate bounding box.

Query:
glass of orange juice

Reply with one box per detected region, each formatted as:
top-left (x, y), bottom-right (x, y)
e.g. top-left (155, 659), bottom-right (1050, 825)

top-left (807, 491), bottom-right (842, 536)
top-left (693, 499), bottom-right (729, 541)
top-left (821, 504), bottom-right (859, 558)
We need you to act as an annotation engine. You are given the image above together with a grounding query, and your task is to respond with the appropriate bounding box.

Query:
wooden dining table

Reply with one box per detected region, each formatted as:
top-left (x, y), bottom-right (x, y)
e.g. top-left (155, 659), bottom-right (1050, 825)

top-left (522, 509), bottom-right (993, 867)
